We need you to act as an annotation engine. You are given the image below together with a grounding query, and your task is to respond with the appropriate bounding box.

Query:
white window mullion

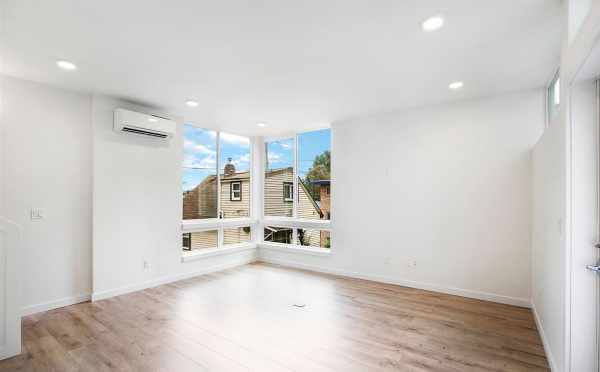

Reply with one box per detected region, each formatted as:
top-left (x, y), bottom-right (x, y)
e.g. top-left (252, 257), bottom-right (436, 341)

top-left (293, 133), bottom-right (298, 219)
top-left (216, 131), bottom-right (221, 219)
top-left (218, 226), bottom-right (224, 248)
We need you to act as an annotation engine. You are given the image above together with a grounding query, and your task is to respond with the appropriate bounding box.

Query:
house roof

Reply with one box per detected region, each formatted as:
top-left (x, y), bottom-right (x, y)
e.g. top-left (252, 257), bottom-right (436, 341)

top-left (309, 180), bottom-right (330, 186)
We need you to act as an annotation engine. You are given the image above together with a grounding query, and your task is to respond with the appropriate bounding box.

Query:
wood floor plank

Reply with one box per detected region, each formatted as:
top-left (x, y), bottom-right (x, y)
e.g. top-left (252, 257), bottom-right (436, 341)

top-left (0, 262), bottom-right (549, 371)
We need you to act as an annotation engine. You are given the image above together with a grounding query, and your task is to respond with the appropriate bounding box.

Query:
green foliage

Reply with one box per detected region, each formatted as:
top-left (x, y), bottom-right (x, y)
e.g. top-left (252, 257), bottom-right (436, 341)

top-left (305, 150), bottom-right (331, 182)
top-left (304, 150), bottom-right (330, 201)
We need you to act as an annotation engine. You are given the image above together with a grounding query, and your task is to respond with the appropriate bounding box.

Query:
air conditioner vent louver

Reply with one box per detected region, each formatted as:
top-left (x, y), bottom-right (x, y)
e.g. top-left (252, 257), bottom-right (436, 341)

top-left (122, 126), bottom-right (169, 138)
top-left (113, 108), bottom-right (175, 139)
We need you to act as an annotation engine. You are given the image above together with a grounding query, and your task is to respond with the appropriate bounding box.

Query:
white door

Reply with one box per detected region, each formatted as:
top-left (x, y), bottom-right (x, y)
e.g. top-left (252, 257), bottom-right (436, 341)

top-left (0, 217), bottom-right (21, 361)
top-left (570, 76), bottom-right (600, 372)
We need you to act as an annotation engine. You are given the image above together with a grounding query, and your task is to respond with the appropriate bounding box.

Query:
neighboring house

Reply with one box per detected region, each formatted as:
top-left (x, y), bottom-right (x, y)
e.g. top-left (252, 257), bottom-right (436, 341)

top-left (183, 160), bottom-right (330, 249)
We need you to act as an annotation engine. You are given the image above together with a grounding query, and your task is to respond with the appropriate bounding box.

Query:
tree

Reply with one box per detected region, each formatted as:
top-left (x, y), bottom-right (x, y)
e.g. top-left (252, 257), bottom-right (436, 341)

top-left (305, 150), bottom-right (330, 182)
top-left (304, 150), bottom-right (330, 201)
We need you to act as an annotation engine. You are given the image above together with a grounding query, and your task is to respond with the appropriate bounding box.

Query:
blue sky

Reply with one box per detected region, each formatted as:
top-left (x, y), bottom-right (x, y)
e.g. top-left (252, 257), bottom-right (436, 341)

top-left (182, 125), bottom-right (250, 191)
top-left (183, 125), bottom-right (330, 191)
top-left (266, 129), bottom-right (331, 179)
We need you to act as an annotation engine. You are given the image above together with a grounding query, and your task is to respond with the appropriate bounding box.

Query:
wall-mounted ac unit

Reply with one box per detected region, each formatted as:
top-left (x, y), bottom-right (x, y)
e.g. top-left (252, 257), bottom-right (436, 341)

top-left (113, 108), bottom-right (175, 139)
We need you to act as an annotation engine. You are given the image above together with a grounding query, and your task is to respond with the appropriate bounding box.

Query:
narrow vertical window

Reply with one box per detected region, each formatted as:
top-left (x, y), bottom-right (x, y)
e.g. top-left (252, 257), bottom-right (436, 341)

top-left (264, 138), bottom-right (294, 217)
top-left (298, 129), bottom-right (331, 221)
top-left (182, 125), bottom-right (217, 220)
top-left (547, 71), bottom-right (560, 123)
top-left (219, 132), bottom-right (251, 218)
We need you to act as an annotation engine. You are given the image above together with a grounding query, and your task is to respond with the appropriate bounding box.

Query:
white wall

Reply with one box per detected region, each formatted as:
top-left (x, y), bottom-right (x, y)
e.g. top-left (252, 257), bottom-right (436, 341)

top-left (0, 76), bottom-right (93, 313)
top-left (568, 79), bottom-right (599, 372)
top-left (532, 114), bottom-right (567, 372)
top-left (260, 90), bottom-right (545, 306)
top-left (92, 96), bottom-right (256, 300)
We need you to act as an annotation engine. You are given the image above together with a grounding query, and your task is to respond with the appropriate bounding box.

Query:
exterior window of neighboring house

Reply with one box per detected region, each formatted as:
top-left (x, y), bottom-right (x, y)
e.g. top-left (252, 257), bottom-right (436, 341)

top-left (230, 181), bottom-right (242, 201)
top-left (547, 70), bottom-right (560, 124)
top-left (283, 182), bottom-right (293, 201)
top-left (182, 124), bottom-right (252, 253)
top-left (263, 128), bottom-right (332, 248)
top-left (182, 233), bottom-right (192, 251)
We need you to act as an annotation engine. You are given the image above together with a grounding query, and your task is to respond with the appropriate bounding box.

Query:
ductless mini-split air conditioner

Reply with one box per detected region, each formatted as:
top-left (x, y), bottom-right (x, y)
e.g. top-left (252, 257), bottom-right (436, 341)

top-left (113, 108), bottom-right (176, 139)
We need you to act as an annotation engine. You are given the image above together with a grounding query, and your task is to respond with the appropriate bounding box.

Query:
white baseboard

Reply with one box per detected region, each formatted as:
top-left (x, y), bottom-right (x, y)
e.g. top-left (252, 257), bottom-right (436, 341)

top-left (22, 293), bottom-right (91, 317)
top-left (532, 303), bottom-right (559, 372)
top-left (259, 256), bottom-right (531, 308)
top-left (92, 252), bottom-right (257, 302)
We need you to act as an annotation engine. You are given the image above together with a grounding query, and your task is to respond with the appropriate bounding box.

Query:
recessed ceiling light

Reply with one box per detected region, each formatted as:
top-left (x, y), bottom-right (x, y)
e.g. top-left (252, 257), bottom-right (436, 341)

top-left (256, 122), bottom-right (267, 127)
top-left (422, 16), bottom-right (444, 32)
top-left (448, 81), bottom-right (464, 90)
top-left (56, 60), bottom-right (77, 70)
top-left (185, 100), bottom-right (199, 107)
top-left (148, 117), bottom-right (158, 122)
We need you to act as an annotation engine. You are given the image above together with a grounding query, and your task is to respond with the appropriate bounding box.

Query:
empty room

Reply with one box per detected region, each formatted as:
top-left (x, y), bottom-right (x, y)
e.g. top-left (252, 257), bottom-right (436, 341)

top-left (0, 1), bottom-right (599, 371)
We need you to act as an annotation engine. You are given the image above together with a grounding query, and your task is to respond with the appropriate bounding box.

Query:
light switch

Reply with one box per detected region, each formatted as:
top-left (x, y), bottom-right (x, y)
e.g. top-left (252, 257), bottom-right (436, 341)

top-left (30, 208), bottom-right (45, 220)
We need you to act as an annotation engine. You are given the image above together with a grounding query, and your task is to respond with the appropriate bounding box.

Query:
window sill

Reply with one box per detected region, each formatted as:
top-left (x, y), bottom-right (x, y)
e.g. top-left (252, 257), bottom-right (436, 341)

top-left (259, 242), bottom-right (331, 256)
top-left (181, 243), bottom-right (257, 262)
top-left (261, 217), bottom-right (331, 230)
top-left (182, 217), bottom-right (257, 232)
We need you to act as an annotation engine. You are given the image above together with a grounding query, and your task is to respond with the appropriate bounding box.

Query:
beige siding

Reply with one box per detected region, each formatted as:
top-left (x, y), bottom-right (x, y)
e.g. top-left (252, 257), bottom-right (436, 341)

top-left (297, 180), bottom-right (321, 220)
top-left (223, 227), bottom-right (251, 245)
top-left (220, 178), bottom-right (250, 218)
top-left (188, 230), bottom-right (218, 250)
top-left (183, 176), bottom-right (217, 219)
top-left (264, 168), bottom-right (293, 217)
top-left (298, 228), bottom-right (323, 247)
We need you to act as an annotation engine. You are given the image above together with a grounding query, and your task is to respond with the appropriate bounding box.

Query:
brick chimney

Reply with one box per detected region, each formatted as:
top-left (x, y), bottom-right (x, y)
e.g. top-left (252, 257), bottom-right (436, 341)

top-left (224, 157), bottom-right (236, 176)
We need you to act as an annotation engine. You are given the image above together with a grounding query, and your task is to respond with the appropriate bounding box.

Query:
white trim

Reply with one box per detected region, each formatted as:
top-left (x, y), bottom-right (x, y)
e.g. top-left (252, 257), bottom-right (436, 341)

top-left (92, 252), bottom-right (257, 302)
top-left (258, 256), bottom-right (531, 308)
top-left (533, 303), bottom-right (559, 372)
top-left (262, 217), bottom-right (331, 230)
top-left (182, 243), bottom-right (256, 262)
top-left (260, 242), bottom-right (331, 256)
top-left (0, 217), bottom-right (23, 361)
top-left (21, 293), bottom-right (91, 317)
top-left (182, 217), bottom-right (257, 232)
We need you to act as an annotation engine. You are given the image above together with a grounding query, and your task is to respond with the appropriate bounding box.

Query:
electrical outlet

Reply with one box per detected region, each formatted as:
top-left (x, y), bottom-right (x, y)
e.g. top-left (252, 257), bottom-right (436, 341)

top-left (143, 260), bottom-right (151, 271)
top-left (384, 257), bottom-right (391, 265)
top-left (30, 208), bottom-right (45, 220)
top-left (408, 260), bottom-right (417, 268)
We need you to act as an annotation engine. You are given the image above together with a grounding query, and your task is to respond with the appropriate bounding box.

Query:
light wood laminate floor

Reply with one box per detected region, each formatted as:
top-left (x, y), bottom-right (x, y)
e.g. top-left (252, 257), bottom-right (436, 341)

top-left (0, 262), bottom-right (549, 372)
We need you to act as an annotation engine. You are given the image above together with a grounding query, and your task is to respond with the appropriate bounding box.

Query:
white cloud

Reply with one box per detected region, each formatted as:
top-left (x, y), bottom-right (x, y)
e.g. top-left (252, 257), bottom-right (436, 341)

top-left (267, 152), bottom-right (281, 163)
top-left (220, 132), bottom-right (250, 146)
top-left (184, 139), bottom-right (216, 155)
top-left (183, 153), bottom-right (216, 169)
top-left (231, 153), bottom-right (250, 168)
top-left (279, 142), bottom-right (292, 149)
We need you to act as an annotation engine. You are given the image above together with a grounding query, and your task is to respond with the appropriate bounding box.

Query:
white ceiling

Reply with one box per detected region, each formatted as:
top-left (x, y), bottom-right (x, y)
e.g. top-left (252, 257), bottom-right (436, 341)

top-left (1, 0), bottom-right (562, 136)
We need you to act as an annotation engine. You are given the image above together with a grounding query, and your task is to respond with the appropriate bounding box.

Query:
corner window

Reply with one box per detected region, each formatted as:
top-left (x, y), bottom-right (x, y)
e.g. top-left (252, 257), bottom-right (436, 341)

top-left (283, 182), bottom-right (293, 202)
top-left (262, 128), bottom-right (332, 249)
top-left (182, 125), bottom-right (253, 255)
top-left (230, 181), bottom-right (242, 201)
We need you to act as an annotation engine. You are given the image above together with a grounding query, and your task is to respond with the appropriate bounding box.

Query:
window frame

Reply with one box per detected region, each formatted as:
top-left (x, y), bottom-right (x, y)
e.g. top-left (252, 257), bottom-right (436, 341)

top-left (230, 181), bottom-right (242, 201)
top-left (181, 124), bottom-right (256, 259)
top-left (262, 128), bottom-right (332, 250)
top-left (283, 182), bottom-right (293, 202)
